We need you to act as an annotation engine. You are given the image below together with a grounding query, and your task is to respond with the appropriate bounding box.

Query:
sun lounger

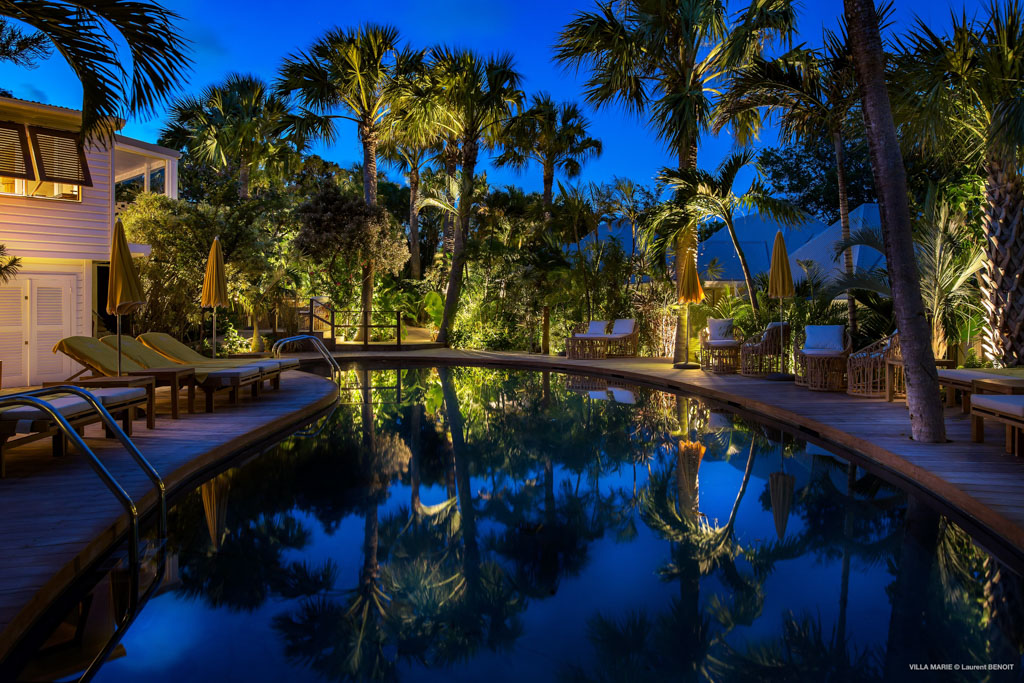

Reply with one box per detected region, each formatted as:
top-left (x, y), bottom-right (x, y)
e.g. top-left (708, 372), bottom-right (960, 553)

top-left (970, 394), bottom-right (1024, 455)
top-left (936, 368), bottom-right (1024, 413)
top-left (54, 336), bottom-right (261, 414)
top-left (0, 386), bottom-right (148, 477)
top-left (137, 332), bottom-right (299, 389)
top-left (101, 335), bottom-right (282, 396)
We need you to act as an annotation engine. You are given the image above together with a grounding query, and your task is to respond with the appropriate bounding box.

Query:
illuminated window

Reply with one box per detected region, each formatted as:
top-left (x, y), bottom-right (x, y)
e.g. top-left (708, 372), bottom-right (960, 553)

top-left (0, 123), bottom-right (90, 201)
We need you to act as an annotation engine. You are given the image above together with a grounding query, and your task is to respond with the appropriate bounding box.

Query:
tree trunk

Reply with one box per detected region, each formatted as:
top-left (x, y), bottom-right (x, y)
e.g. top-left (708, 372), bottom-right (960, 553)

top-left (437, 138), bottom-right (478, 346)
top-left (410, 403), bottom-right (422, 517)
top-left (833, 130), bottom-right (857, 337)
top-left (359, 368), bottom-right (379, 591)
top-left (441, 139), bottom-right (459, 277)
top-left (409, 165), bottom-right (422, 280)
top-left (574, 226), bottom-right (593, 322)
top-left (360, 122), bottom-right (379, 339)
top-left (238, 157), bottom-right (250, 200)
top-left (673, 143), bottom-right (698, 363)
top-left (542, 162), bottom-right (554, 223)
top-left (979, 155), bottom-right (1024, 365)
top-left (845, 0), bottom-right (945, 442)
top-left (724, 217), bottom-right (760, 314)
top-left (542, 305), bottom-right (550, 354)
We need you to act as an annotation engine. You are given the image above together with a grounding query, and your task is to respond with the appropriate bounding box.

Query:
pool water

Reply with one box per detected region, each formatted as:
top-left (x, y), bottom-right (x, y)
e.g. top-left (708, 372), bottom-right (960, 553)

top-left (22, 367), bottom-right (1024, 681)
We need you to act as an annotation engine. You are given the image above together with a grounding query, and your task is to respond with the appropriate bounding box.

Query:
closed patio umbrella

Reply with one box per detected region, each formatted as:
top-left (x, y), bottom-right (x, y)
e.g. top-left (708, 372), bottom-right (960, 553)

top-left (769, 470), bottom-right (795, 539)
top-left (767, 231), bottom-right (795, 378)
top-left (201, 472), bottom-right (231, 552)
top-left (674, 239), bottom-right (704, 370)
top-left (107, 219), bottom-right (145, 376)
top-left (202, 237), bottom-right (229, 358)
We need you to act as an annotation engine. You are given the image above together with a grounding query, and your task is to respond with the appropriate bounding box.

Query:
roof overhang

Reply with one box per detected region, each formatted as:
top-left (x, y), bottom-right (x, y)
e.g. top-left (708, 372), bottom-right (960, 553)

top-left (0, 96), bottom-right (126, 135)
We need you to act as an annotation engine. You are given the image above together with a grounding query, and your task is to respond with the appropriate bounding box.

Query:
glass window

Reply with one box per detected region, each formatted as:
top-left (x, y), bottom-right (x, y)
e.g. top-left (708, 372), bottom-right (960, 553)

top-left (148, 161), bottom-right (165, 195)
top-left (115, 175), bottom-right (145, 204)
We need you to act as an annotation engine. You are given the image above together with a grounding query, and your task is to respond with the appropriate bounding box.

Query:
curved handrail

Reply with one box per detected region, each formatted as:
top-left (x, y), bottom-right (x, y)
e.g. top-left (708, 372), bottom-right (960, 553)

top-left (271, 334), bottom-right (342, 382)
top-left (0, 393), bottom-right (142, 609)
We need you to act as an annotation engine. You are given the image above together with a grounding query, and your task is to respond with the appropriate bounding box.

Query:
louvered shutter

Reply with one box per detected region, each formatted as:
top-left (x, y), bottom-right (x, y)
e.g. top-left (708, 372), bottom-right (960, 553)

top-left (27, 126), bottom-right (92, 187)
top-left (0, 121), bottom-right (34, 180)
top-left (29, 279), bottom-right (72, 384)
top-left (0, 283), bottom-right (28, 388)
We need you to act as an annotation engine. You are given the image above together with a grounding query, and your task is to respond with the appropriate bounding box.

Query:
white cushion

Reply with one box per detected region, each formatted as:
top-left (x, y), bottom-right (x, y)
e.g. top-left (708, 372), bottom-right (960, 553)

top-left (803, 325), bottom-right (844, 351)
top-left (573, 333), bottom-right (608, 339)
top-left (91, 387), bottom-right (147, 405)
top-left (705, 339), bottom-right (740, 348)
top-left (708, 318), bottom-right (734, 341)
top-left (611, 319), bottom-right (635, 335)
top-left (609, 387), bottom-right (636, 404)
top-left (972, 394), bottom-right (1024, 418)
top-left (587, 321), bottom-right (608, 335)
top-left (588, 390), bottom-right (609, 401)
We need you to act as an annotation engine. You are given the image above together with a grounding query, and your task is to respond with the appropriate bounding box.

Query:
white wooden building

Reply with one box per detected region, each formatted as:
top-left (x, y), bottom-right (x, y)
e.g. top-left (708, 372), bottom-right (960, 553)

top-left (0, 96), bottom-right (179, 388)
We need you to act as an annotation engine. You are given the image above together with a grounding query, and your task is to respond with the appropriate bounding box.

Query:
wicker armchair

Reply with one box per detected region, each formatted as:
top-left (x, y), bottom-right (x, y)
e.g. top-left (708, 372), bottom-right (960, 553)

top-left (794, 325), bottom-right (852, 391)
top-left (740, 322), bottom-right (790, 377)
top-left (700, 318), bottom-right (741, 374)
top-left (847, 331), bottom-right (900, 398)
top-left (605, 319), bottom-right (639, 357)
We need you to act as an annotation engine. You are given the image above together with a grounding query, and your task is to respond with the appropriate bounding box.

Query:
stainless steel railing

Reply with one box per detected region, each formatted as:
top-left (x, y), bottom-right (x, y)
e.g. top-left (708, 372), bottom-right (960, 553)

top-left (271, 334), bottom-right (342, 382)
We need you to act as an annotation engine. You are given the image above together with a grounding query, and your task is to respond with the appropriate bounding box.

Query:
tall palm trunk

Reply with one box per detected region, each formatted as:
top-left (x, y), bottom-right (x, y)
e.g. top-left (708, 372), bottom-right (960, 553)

top-left (441, 139), bottom-right (459, 274)
top-left (833, 131), bottom-right (857, 336)
top-left (673, 144), bottom-right (696, 363)
top-left (844, 0), bottom-right (945, 443)
top-left (359, 369), bottom-right (379, 591)
top-left (542, 161), bottom-right (554, 222)
top-left (979, 155), bottom-right (1024, 366)
top-left (410, 403), bottom-right (422, 516)
top-left (238, 154), bottom-right (251, 200)
top-left (573, 223), bottom-right (593, 322)
top-left (724, 218), bottom-right (760, 314)
top-left (360, 122), bottom-right (379, 341)
top-left (408, 165), bottom-right (422, 280)
top-left (437, 139), bottom-right (478, 346)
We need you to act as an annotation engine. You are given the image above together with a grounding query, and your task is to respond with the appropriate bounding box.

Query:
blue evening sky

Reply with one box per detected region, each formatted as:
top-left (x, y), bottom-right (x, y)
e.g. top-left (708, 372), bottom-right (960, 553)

top-left (0, 0), bottom-right (987, 195)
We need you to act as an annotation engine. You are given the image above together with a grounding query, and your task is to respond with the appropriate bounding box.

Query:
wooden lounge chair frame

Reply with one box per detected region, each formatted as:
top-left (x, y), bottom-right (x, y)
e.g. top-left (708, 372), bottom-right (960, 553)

top-left (795, 327), bottom-right (851, 391)
top-left (740, 323), bottom-right (790, 377)
top-left (0, 387), bottom-right (148, 477)
top-left (847, 332), bottom-right (900, 398)
top-left (134, 333), bottom-right (288, 392)
top-left (970, 391), bottom-right (1024, 455)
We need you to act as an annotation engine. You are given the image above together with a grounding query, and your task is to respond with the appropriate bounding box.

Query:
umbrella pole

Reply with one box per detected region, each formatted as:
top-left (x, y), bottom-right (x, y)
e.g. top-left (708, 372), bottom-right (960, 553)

top-left (116, 314), bottom-right (122, 377)
top-left (212, 307), bottom-right (217, 359)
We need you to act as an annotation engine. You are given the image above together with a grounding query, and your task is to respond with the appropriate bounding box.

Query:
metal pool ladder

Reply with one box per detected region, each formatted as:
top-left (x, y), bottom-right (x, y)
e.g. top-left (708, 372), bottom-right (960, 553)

top-left (0, 387), bottom-right (168, 682)
top-left (271, 334), bottom-right (343, 382)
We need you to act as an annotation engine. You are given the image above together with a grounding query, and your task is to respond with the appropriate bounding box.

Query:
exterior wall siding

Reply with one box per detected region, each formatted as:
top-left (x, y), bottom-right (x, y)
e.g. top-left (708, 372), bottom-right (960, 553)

top-left (0, 144), bottom-right (114, 260)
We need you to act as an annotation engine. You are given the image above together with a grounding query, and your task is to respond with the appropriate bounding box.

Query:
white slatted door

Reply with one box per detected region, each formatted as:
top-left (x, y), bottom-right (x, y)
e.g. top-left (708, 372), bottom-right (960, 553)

top-left (29, 277), bottom-right (73, 384)
top-left (0, 281), bottom-right (29, 388)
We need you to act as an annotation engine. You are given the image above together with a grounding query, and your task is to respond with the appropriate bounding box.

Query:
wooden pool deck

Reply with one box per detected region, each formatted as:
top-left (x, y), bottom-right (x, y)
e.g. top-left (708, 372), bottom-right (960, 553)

top-left (0, 371), bottom-right (338, 663)
top-left (316, 347), bottom-right (1024, 568)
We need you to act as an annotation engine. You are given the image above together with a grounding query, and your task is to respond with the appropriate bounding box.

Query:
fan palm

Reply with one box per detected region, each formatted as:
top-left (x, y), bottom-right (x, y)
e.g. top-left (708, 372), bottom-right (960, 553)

top-left (382, 48), bottom-right (449, 280)
top-left (894, 3), bottom-right (1024, 366)
top-left (431, 48), bottom-right (523, 345)
top-left (655, 149), bottom-right (806, 313)
top-left (161, 74), bottom-right (319, 199)
top-left (0, 1), bottom-right (190, 140)
top-left (716, 19), bottom-right (865, 333)
top-left (555, 0), bottom-right (796, 362)
top-left (844, 0), bottom-right (946, 443)
top-left (495, 93), bottom-right (602, 220)
top-left (279, 23), bottom-right (400, 326)
top-left (0, 243), bottom-right (20, 284)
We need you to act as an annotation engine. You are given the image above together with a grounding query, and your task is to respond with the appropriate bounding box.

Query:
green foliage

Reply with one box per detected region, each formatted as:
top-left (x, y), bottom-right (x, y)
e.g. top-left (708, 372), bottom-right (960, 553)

top-left (0, 243), bottom-right (21, 284)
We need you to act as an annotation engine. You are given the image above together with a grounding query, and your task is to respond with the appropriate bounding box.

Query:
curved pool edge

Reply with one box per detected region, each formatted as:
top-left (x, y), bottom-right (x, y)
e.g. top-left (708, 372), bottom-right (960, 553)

top-left (318, 348), bottom-right (1024, 572)
top-left (0, 370), bottom-right (339, 666)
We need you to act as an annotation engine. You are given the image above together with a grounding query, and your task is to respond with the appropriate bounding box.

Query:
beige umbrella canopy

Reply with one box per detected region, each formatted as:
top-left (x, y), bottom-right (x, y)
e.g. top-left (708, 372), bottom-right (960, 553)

top-left (202, 237), bottom-right (229, 358)
top-left (107, 219), bottom-right (146, 376)
top-left (769, 471), bottom-right (796, 539)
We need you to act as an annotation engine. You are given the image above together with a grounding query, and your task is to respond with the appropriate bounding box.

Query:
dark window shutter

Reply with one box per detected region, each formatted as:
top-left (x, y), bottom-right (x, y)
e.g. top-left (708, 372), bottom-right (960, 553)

top-left (0, 121), bottom-right (34, 180)
top-left (27, 126), bottom-right (92, 187)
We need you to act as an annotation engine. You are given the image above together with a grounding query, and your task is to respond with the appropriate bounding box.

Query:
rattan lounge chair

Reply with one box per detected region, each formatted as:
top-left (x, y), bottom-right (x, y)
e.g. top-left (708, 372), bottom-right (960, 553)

top-left (847, 331), bottom-right (900, 398)
top-left (795, 325), bottom-right (851, 391)
top-left (136, 332), bottom-right (300, 389)
top-left (54, 336), bottom-right (261, 414)
top-left (0, 387), bottom-right (148, 477)
top-left (700, 318), bottom-right (740, 374)
top-left (740, 322), bottom-right (789, 377)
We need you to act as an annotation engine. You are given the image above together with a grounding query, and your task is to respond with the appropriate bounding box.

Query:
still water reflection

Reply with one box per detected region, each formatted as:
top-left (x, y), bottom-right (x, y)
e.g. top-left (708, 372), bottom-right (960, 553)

top-left (42, 367), bottom-right (1024, 681)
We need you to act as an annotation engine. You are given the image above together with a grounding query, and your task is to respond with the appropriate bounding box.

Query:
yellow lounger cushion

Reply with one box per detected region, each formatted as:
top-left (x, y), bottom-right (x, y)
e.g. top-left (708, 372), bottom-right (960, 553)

top-left (56, 336), bottom-right (255, 384)
top-left (137, 332), bottom-right (296, 372)
top-left (102, 335), bottom-right (283, 376)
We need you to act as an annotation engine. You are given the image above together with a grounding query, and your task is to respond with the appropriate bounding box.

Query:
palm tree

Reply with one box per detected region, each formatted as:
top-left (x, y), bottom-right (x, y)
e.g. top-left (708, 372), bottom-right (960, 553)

top-left (495, 93), bottom-right (602, 220)
top-left (279, 24), bottom-right (400, 326)
top-left (161, 74), bottom-right (317, 199)
top-left (609, 177), bottom-right (652, 264)
top-left (381, 50), bottom-right (448, 280)
top-left (431, 48), bottom-right (523, 346)
top-left (556, 182), bottom-right (606, 321)
top-left (0, 244), bottom-right (20, 284)
top-left (843, 0), bottom-right (946, 443)
top-left (0, 1), bottom-right (190, 140)
top-left (716, 24), bottom-right (863, 334)
top-left (894, 3), bottom-right (1024, 367)
top-left (555, 0), bottom-right (795, 362)
top-left (656, 149), bottom-right (806, 314)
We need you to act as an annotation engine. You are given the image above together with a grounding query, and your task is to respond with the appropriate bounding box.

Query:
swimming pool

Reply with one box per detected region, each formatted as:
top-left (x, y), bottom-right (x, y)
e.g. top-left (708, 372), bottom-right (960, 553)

top-left (13, 366), bottom-right (1024, 681)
